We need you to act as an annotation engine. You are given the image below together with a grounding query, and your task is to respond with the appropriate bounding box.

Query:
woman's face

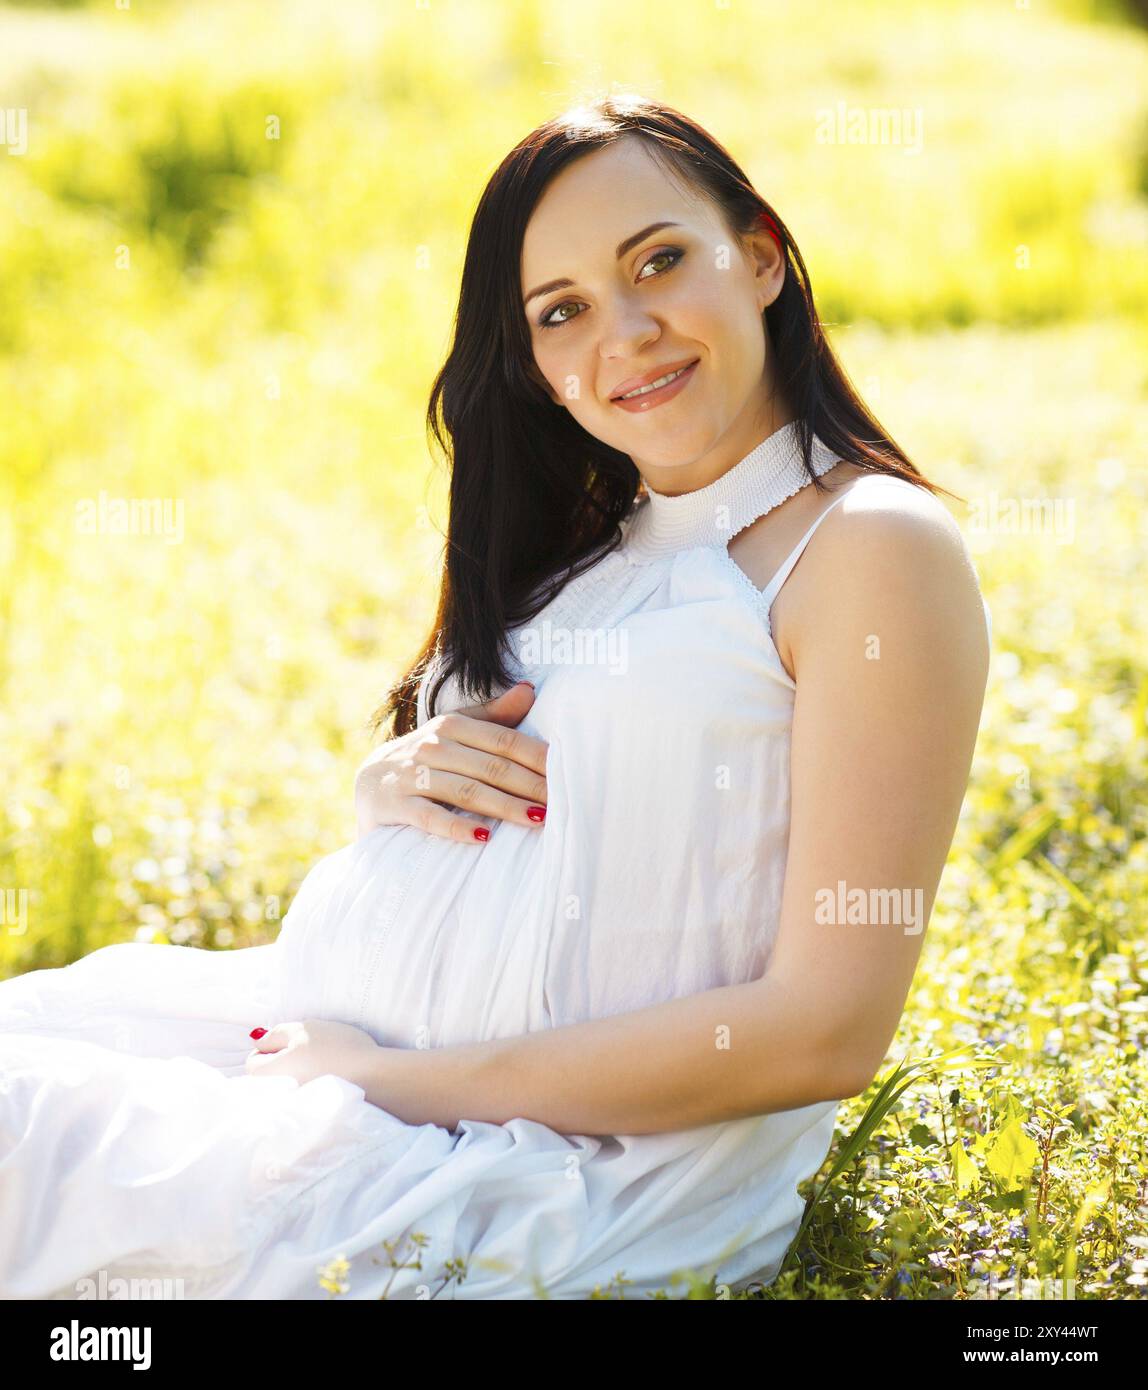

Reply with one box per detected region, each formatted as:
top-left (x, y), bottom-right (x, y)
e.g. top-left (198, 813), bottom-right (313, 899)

top-left (520, 136), bottom-right (789, 494)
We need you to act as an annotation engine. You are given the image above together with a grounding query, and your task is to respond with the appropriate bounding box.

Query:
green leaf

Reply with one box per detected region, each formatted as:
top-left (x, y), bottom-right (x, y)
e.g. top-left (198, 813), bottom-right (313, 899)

top-left (951, 1139), bottom-right (980, 1194)
top-left (983, 1190), bottom-right (1027, 1212)
top-left (998, 1093), bottom-right (1028, 1128)
top-left (989, 804), bottom-right (1058, 871)
top-left (984, 1119), bottom-right (1040, 1190)
top-left (1061, 1182), bottom-right (1111, 1295)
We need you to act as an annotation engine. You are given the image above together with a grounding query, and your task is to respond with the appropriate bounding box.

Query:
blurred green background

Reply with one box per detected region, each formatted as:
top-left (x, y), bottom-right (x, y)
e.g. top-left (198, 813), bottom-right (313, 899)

top-left (0, 0), bottom-right (1145, 1299)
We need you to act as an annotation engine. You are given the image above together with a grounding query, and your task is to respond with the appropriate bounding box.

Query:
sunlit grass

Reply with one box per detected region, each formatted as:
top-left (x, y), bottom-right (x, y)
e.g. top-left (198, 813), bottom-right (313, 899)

top-left (0, 0), bottom-right (1145, 1299)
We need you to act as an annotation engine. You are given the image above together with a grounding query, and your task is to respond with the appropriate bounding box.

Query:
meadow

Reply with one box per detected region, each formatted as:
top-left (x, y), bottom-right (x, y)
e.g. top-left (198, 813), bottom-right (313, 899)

top-left (0, 0), bottom-right (1145, 1298)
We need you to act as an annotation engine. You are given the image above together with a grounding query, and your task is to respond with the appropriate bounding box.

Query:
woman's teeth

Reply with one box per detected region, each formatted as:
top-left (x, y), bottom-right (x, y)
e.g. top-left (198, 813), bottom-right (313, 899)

top-left (616, 364), bottom-right (693, 400)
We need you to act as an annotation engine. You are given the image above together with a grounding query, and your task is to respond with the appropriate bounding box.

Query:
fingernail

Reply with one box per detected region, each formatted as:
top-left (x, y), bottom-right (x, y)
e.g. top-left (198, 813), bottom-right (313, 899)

top-left (526, 806), bottom-right (546, 823)
top-left (249, 1027), bottom-right (267, 1039)
top-left (518, 680), bottom-right (535, 690)
top-left (473, 826), bottom-right (490, 842)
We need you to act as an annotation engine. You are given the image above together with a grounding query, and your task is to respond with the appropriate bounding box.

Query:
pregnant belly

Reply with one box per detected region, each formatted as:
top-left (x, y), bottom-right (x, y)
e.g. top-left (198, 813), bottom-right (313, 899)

top-left (276, 825), bottom-right (450, 1041)
top-left (273, 819), bottom-right (555, 1049)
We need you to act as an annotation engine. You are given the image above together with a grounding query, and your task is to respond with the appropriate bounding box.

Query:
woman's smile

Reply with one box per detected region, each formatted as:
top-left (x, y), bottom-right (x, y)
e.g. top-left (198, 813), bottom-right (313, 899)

top-left (611, 357), bottom-right (700, 412)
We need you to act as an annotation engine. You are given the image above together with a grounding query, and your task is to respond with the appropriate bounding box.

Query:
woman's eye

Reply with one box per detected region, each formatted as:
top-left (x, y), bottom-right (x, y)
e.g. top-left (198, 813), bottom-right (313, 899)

top-left (539, 301), bottom-right (582, 330)
top-left (536, 246), bottom-right (685, 330)
top-left (637, 247), bottom-right (683, 279)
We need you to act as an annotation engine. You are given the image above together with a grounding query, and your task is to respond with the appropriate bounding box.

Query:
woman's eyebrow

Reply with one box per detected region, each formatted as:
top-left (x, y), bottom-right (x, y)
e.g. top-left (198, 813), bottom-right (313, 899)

top-left (523, 220), bottom-right (684, 307)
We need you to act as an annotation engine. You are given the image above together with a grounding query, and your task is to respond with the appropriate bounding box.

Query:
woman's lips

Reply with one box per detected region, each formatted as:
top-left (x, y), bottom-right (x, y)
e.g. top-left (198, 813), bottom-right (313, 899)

top-left (610, 359), bottom-right (699, 413)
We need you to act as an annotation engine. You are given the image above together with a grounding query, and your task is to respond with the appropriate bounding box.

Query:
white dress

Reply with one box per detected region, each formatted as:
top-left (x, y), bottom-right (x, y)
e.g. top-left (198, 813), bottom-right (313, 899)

top-left (0, 420), bottom-right (992, 1300)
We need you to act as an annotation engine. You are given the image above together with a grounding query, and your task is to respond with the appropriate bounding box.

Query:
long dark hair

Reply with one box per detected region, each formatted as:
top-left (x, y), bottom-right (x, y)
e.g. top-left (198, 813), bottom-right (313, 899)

top-left (369, 92), bottom-right (957, 741)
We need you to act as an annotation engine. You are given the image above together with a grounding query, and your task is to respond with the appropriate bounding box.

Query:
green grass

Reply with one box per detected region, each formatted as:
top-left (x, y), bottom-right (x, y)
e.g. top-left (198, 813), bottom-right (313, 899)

top-left (0, 0), bottom-right (1145, 1299)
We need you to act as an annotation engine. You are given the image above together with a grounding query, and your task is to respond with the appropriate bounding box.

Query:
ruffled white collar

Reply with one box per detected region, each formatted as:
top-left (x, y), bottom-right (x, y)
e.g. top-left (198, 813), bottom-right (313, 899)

top-left (623, 419), bottom-right (841, 559)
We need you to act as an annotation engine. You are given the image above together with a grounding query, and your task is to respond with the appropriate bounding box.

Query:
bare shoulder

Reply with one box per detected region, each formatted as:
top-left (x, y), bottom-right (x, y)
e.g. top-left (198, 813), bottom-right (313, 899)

top-left (805, 472), bottom-right (979, 585)
top-left (771, 472), bottom-right (988, 682)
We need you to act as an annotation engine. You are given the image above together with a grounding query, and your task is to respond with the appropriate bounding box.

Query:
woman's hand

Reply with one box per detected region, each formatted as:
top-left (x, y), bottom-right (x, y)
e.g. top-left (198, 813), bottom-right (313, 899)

top-left (353, 681), bottom-right (549, 843)
top-left (246, 1020), bottom-right (453, 1127)
top-left (245, 1018), bottom-right (383, 1093)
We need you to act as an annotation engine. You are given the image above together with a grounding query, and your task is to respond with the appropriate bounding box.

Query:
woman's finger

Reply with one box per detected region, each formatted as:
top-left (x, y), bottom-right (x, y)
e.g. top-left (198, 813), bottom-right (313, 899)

top-left (434, 711), bottom-right (549, 781)
top-left (408, 766), bottom-right (545, 831)
top-left (455, 680), bottom-right (536, 729)
top-left (408, 797), bottom-right (495, 844)
top-left (249, 1024), bottom-right (289, 1052)
top-left (414, 736), bottom-right (548, 807)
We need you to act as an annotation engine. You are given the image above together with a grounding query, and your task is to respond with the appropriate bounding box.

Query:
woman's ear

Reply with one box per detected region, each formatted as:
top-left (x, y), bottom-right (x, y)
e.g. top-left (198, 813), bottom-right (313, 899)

top-left (747, 225), bottom-right (786, 314)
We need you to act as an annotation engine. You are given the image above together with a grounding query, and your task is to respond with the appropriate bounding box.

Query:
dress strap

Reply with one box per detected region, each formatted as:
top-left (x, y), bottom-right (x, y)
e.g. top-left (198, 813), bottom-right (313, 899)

top-left (758, 474), bottom-right (920, 609)
top-left (757, 473), bottom-right (993, 643)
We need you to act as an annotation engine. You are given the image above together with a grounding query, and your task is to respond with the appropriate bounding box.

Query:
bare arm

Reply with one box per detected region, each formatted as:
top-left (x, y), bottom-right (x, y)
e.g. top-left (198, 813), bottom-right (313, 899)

top-left (360, 970), bottom-right (858, 1132)
top-left (358, 487), bottom-right (991, 1134)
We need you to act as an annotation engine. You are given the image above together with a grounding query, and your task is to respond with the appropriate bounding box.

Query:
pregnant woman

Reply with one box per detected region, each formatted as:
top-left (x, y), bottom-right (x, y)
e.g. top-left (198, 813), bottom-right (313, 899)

top-left (0, 94), bottom-right (991, 1300)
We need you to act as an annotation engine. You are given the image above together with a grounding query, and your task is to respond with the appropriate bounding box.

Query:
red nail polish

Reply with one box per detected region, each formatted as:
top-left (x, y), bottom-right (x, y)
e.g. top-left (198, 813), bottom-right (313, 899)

top-left (249, 1027), bottom-right (267, 1039)
top-left (526, 806), bottom-right (546, 823)
top-left (473, 826), bottom-right (490, 842)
